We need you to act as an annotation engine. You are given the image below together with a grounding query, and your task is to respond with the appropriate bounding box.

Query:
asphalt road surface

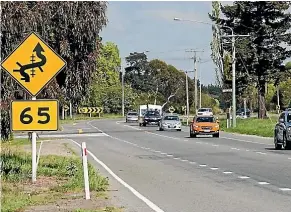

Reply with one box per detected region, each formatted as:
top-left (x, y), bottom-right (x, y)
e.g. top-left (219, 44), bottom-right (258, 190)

top-left (45, 119), bottom-right (291, 212)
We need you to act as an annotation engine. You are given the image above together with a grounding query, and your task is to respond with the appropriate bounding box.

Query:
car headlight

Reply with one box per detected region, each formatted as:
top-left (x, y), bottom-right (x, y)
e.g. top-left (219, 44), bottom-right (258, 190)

top-left (193, 125), bottom-right (199, 128)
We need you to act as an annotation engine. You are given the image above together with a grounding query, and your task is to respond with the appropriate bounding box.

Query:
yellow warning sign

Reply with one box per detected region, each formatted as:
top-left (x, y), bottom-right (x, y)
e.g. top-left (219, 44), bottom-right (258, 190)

top-left (1, 32), bottom-right (66, 97)
top-left (11, 100), bottom-right (59, 131)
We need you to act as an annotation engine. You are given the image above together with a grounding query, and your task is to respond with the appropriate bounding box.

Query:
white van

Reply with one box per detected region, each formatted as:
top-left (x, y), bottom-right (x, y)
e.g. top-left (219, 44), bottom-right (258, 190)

top-left (197, 108), bottom-right (213, 116)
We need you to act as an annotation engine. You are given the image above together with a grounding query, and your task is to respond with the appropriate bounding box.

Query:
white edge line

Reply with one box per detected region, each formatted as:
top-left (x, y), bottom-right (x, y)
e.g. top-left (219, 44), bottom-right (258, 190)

top-left (238, 176), bottom-right (250, 179)
top-left (223, 171), bottom-right (233, 174)
top-left (258, 182), bottom-right (270, 185)
top-left (279, 188), bottom-right (291, 191)
top-left (220, 136), bottom-right (272, 145)
top-left (69, 139), bottom-right (165, 212)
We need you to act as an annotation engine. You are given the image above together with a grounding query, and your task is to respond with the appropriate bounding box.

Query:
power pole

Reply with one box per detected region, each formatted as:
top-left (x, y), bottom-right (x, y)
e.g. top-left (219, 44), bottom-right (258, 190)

top-left (185, 49), bottom-right (204, 115)
top-left (121, 66), bottom-right (125, 117)
top-left (185, 71), bottom-right (189, 125)
top-left (199, 58), bottom-right (202, 108)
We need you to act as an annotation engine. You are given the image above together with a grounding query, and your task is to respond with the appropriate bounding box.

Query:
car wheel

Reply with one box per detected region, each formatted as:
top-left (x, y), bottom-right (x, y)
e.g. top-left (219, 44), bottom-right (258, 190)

top-left (143, 123), bottom-right (146, 127)
top-left (177, 129), bottom-right (182, 131)
top-left (190, 133), bottom-right (196, 138)
top-left (159, 127), bottom-right (164, 131)
top-left (283, 134), bottom-right (291, 150)
top-left (213, 133), bottom-right (219, 138)
top-left (274, 135), bottom-right (282, 150)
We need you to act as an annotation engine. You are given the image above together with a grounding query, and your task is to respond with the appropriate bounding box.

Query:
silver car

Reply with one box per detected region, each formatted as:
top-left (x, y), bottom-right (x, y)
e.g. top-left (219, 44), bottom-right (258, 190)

top-left (126, 111), bottom-right (138, 123)
top-left (159, 113), bottom-right (182, 131)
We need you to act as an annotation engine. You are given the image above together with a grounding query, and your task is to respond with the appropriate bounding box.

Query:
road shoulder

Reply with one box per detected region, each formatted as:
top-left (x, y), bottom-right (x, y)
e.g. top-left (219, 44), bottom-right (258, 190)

top-left (1, 138), bottom-right (124, 212)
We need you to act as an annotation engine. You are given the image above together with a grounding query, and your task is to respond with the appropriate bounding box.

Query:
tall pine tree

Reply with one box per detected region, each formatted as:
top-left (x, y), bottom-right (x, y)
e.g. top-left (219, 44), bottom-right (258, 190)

top-left (210, 1), bottom-right (291, 118)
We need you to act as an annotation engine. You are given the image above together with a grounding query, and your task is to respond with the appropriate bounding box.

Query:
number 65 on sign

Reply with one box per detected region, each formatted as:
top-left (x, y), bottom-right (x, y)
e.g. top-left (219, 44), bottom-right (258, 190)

top-left (11, 100), bottom-right (59, 131)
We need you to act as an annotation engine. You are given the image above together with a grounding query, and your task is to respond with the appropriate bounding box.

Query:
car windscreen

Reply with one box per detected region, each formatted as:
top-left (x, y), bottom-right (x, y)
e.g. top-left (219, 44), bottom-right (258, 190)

top-left (146, 111), bottom-right (160, 116)
top-left (287, 114), bottom-right (291, 122)
top-left (198, 108), bottom-right (211, 112)
top-left (128, 112), bottom-right (137, 116)
top-left (164, 116), bottom-right (179, 121)
top-left (196, 117), bottom-right (215, 123)
top-left (140, 109), bottom-right (147, 116)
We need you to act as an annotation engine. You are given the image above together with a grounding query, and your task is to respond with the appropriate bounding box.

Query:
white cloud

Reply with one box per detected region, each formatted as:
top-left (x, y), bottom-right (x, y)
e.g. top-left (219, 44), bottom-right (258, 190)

top-left (143, 9), bottom-right (204, 22)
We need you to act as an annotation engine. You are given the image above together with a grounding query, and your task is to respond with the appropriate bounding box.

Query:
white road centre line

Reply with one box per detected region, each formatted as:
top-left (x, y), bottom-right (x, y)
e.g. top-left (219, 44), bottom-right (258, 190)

top-left (160, 152), bottom-right (167, 155)
top-left (167, 154), bottom-right (173, 157)
top-left (238, 176), bottom-right (250, 179)
top-left (154, 150), bottom-right (161, 153)
top-left (181, 159), bottom-right (189, 162)
top-left (70, 139), bottom-right (165, 212)
top-left (174, 157), bottom-right (180, 160)
top-left (210, 167), bottom-right (219, 170)
top-left (119, 122), bottom-right (280, 160)
top-left (231, 147), bottom-right (240, 150)
top-left (258, 182), bottom-right (270, 185)
top-left (288, 158), bottom-right (291, 160)
top-left (223, 171), bottom-right (233, 174)
top-left (189, 161), bottom-right (196, 164)
top-left (279, 188), bottom-right (291, 191)
top-left (199, 164), bottom-right (207, 167)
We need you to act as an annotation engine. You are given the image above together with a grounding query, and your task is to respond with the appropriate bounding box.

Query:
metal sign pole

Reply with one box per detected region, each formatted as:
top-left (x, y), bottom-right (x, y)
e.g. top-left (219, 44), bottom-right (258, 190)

top-left (31, 96), bottom-right (37, 182)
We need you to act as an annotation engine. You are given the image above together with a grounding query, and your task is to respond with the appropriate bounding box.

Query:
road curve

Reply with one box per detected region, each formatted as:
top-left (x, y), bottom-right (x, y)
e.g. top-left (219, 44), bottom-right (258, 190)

top-left (68, 119), bottom-right (291, 212)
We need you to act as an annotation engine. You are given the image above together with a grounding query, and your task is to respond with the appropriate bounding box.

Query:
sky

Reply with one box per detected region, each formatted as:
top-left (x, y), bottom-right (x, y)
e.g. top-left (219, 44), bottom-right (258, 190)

top-left (100, 1), bottom-right (224, 85)
top-left (100, 1), bottom-right (291, 85)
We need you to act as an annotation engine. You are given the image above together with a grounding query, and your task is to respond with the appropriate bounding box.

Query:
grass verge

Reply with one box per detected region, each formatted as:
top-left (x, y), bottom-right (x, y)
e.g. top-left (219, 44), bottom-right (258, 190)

top-left (73, 207), bottom-right (124, 212)
top-left (60, 114), bottom-right (124, 124)
top-left (220, 118), bottom-right (276, 137)
top-left (1, 144), bottom-right (109, 212)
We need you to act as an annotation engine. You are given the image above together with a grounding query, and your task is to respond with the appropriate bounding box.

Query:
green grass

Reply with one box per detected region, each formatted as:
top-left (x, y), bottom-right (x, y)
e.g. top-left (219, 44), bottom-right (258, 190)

top-left (73, 207), bottom-right (124, 212)
top-left (1, 147), bottom-right (108, 212)
top-left (220, 118), bottom-right (276, 137)
top-left (60, 114), bottom-right (124, 124)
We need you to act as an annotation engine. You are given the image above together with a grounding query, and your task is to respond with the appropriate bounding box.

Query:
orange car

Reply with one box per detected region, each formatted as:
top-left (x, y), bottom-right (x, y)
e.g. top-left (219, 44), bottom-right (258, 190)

top-left (189, 115), bottom-right (220, 138)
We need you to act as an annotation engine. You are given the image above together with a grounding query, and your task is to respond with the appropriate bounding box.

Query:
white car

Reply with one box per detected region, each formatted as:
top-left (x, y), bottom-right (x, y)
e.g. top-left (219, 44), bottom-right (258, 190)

top-left (159, 113), bottom-right (182, 131)
top-left (197, 108), bottom-right (213, 116)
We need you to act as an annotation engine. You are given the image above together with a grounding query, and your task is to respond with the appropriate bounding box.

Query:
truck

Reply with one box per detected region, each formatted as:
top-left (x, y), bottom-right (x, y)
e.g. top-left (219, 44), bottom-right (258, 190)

top-left (138, 104), bottom-right (162, 126)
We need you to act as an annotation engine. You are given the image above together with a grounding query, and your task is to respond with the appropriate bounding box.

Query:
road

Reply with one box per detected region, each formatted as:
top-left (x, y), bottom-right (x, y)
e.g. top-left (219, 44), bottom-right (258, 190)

top-left (42, 119), bottom-right (291, 212)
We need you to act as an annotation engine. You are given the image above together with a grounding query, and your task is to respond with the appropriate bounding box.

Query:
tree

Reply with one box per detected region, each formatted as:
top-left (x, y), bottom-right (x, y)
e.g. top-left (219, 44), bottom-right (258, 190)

top-left (124, 52), bottom-right (154, 93)
top-left (1, 2), bottom-right (107, 140)
top-left (210, 1), bottom-right (291, 119)
top-left (209, 1), bottom-right (224, 87)
top-left (86, 41), bottom-right (137, 114)
top-left (285, 61), bottom-right (291, 70)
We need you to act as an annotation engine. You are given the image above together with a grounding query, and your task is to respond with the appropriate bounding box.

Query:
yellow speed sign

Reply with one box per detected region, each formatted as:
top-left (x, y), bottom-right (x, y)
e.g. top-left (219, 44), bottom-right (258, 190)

top-left (11, 100), bottom-right (59, 131)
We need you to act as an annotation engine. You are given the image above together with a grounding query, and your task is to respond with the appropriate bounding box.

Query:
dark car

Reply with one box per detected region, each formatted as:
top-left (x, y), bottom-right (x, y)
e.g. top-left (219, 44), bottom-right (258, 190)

top-left (274, 108), bottom-right (291, 150)
top-left (141, 110), bottom-right (161, 126)
top-left (236, 108), bottom-right (251, 117)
